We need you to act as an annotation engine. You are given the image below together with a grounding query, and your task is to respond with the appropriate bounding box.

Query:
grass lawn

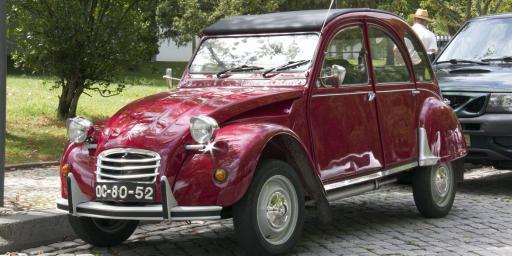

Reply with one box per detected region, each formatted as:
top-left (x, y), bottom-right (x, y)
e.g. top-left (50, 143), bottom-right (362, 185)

top-left (6, 61), bottom-right (187, 164)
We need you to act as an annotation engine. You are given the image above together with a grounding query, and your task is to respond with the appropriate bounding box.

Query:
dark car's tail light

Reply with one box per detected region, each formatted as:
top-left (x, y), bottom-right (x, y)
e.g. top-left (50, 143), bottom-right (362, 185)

top-left (97, 148), bottom-right (160, 183)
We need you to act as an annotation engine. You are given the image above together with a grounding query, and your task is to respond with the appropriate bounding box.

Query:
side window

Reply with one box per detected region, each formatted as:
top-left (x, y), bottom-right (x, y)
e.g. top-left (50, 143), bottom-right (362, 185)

top-left (319, 26), bottom-right (368, 87)
top-left (404, 31), bottom-right (433, 82)
top-left (368, 26), bottom-right (411, 84)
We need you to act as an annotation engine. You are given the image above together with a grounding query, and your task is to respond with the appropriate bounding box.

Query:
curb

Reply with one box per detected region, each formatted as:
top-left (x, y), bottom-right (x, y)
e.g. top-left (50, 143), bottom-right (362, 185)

top-left (0, 209), bottom-right (75, 253)
top-left (5, 161), bottom-right (59, 171)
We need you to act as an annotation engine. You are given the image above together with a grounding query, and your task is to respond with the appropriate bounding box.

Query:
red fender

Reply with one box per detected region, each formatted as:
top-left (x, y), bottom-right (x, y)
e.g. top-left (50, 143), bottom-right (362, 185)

top-left (172, 122), bottom-right (313, 207)
top-left (418, 97), bottom-right (467, 166)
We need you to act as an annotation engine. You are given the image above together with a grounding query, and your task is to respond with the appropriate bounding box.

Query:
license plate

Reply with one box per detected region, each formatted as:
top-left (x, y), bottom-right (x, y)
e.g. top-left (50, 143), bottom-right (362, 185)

top-left (464, 134), bottom-right (471, 146)
top-left (95, 182), bottom-right (155, 203)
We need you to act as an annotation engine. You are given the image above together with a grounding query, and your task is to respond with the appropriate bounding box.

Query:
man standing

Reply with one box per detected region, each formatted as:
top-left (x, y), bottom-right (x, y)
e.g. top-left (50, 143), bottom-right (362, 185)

top-left (412, 9), bottom-right (438, 60)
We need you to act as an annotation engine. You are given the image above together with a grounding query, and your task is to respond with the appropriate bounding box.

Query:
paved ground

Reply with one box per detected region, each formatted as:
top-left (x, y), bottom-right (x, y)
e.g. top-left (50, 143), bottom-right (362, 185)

top-left (1, 167), bottom-right (59, 215)
top-left (5, 167), bottom-right (512, 256)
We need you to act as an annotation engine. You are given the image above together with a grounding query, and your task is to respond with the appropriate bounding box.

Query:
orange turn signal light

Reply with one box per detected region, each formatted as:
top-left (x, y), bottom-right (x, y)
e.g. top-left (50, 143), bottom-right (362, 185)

top-left (213, 168), bottom-right (227, 183)
top-left (61, 164), bottom-right (71, 177)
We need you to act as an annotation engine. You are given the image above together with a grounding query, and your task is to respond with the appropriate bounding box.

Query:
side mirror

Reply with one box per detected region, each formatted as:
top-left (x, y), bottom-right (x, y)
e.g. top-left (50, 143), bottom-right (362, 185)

top-left (331, 65), bottom-right (346, 85)
top-left (163, 68), bottom-right (181, 89)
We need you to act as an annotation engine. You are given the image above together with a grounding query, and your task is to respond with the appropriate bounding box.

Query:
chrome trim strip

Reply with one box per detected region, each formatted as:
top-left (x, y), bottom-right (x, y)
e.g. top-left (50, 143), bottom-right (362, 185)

top-left (86, 144), bottom-right (97, 149)
top-left (417, 88), bottom-right (440, 96)
top-left (323, 161), bottom-right (418, 191)
top-left (418, 128), bottom-right (440, 166)
top-left (161, 176), bottom-right (177, 220)
top-left (172, 206), bottom-right (223, 213)
top-left (376, 89), bottom-right (414, 93)
top-left (312, 91), bottom-right (370, 97)
top-left (96, 173), bottom-right (158, 180)
top-left (97, 164), bottom-right (160, 171)
top-left (68, 173), bottom-right (89, 214)
top-left (97, 148), bottom-right (161, 183)
top-left (99, 158), bottom-right (158, 163)
top-left (185, 144), bottom-right (206, 150)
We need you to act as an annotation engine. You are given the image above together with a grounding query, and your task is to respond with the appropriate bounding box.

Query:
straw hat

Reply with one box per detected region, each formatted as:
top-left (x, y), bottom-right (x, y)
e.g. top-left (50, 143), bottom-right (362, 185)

top-left (413, 9), bottom-right (432, 22)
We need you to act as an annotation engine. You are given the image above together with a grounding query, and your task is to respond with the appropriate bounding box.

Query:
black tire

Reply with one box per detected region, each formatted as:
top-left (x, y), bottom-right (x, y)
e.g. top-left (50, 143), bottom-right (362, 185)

top-left (68, 216), bottom-right (139, 246)
top-left (412, 162), bottom-right (457, 218)
top-left (233, 159), bottom-right (305, 255)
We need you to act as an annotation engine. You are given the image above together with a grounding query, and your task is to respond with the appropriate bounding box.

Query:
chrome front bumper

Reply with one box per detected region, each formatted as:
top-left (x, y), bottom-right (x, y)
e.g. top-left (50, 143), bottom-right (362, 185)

top-left (57, 173), bottom-right (222, 221)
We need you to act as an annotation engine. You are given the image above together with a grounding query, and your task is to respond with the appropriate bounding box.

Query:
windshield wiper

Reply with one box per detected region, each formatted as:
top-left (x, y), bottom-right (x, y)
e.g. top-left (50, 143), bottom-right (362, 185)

top-left (216, 65), bottom-right (264, 78)
top-left (262, 60), bottom-right (311, 78)
top-left (436, 59), bottom-right (489, 65)
top-left (481, 56), bottom-right (512, 63)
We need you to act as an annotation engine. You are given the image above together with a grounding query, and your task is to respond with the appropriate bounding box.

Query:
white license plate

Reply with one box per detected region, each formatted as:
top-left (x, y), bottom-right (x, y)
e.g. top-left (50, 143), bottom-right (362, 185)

top-left (95, 182), bottom-right (155, 202)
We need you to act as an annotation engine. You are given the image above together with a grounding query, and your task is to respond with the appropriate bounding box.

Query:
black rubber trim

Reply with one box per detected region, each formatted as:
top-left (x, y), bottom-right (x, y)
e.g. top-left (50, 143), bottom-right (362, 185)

top-left (77, 207), bottom-right (163, 218)
top-left (171, 210), bottom-right (221, 218)
top-left (66, 175), bottom-right (73, 214)
top-left (57, 203), bottom-right (69, 211)
top-left (161, 180), bottom-right (170, 219)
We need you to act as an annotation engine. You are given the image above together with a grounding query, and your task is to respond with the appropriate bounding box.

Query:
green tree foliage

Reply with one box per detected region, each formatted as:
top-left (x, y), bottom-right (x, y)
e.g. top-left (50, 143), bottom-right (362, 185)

top-left (157, 0), bottom-right (281, 46)
top-left (157, 0), bottom-right (422, 45)
top-left (8, 0), bottom-right (160, 119)
top-left (424, 0), bottom-right (512, 34)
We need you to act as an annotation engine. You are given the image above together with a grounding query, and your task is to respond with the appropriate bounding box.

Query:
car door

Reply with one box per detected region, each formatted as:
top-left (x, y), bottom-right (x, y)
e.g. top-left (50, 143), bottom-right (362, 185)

top-left (310, 23), bottom-right (384, 182)
top-left (366, 24), bottom-right (418, 167)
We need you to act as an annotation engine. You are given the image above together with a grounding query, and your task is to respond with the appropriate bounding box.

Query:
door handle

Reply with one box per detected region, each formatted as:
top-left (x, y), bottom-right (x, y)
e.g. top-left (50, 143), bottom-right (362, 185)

top-left (368, 92), bottom-right (376, 102)
top-left (412, 90), bottom-right (420, 96)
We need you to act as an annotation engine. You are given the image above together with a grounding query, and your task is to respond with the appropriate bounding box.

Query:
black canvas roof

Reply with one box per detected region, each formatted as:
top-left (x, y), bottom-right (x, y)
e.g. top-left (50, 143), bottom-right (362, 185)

top-left (202, 9), bottom-right (391, 35)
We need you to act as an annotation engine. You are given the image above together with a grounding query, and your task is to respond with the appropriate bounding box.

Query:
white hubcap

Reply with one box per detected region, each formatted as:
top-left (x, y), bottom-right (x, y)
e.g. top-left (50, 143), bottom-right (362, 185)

top-left (257, 175), bottom-right (298, 245)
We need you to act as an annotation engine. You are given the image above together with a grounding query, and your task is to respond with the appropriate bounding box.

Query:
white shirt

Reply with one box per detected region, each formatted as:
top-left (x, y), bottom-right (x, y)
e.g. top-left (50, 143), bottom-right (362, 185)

top-left (412, 23), bottom-right (438, 54)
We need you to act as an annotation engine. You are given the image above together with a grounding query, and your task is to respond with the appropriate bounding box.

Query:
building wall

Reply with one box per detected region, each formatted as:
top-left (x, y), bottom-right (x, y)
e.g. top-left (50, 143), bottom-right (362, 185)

top-left (156, 39), bottom-right (196, 62)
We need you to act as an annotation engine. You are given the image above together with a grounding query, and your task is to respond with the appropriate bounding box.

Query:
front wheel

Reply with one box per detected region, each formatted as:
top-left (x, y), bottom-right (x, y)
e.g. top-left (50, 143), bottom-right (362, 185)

top-left (412, 162), bottom-right (457, 218)
top-left (68, 216), bottom-right (139, 246)
top-left (233, 160), bottom-right (304, 255)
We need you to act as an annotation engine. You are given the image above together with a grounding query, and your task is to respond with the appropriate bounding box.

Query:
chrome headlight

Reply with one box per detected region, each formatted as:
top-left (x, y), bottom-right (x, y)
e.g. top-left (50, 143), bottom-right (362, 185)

top-left (486, 93), bottom-right (512, 113)
top-left (190, 116), bottom-right (219, 144)
top-left (66, 117), bottom-right (93, 143)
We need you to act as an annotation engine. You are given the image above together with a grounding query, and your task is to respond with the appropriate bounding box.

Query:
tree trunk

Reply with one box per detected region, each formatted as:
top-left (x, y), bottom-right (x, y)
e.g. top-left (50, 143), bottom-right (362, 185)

top-left (57, 80), bottom-right (84, 120)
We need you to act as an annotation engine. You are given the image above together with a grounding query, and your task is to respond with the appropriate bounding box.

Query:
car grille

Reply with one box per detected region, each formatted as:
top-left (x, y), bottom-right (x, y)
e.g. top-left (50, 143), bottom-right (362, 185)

top-left (96, 148), bottom-right (161, 183)
top-left (443, 92), bottom-right (489, 117)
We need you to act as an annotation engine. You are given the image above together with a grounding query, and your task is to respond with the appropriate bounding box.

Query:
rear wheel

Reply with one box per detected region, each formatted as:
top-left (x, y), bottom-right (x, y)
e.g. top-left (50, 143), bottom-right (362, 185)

top-left (68, 216), bottom-right (138, 246)
top-left (233, 160), bottom-right (304, 255)
top-left (412, 162), bottom-right (456, 218)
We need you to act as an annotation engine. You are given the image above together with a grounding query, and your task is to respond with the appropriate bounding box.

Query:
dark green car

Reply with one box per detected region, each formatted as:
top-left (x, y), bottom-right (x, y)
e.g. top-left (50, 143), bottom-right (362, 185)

top-left (434, 13), bottom-right (512, 169)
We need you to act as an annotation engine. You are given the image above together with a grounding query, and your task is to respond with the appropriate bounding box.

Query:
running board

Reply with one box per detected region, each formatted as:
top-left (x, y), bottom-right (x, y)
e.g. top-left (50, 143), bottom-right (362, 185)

top-left (326, 177), bottom-right (397, 202)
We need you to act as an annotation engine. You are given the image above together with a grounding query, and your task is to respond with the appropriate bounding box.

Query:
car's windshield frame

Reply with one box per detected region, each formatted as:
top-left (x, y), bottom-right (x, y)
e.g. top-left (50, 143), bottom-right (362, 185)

top-left (435, 17), bottom-right (512, 64)
top-left (188, 32), bottom-right (321, 76)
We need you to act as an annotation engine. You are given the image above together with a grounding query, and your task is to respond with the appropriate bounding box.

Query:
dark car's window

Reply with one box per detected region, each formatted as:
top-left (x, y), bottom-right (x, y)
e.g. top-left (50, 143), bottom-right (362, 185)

top-left (319, 26), bottom-right (368, 87)
top-left (438, 18), bottom-right (512, 62)
top-left (368, 26), bottom-right (411, 84)
top-left (404, 31), bottom-right (433, 82)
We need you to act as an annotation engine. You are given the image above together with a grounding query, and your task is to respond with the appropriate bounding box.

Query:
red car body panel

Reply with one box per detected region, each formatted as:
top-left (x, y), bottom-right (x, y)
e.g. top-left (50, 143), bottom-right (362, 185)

top-left (59, 11), bottom-right (467, 208)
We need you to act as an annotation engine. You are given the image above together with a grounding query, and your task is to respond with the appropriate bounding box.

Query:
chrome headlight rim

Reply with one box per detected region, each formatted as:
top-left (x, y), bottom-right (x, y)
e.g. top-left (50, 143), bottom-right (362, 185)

top-left (66, 116), bottom-right (93, 144)
top-left (486, 93), bottom-right (512, 113)
top-left (190, 116), bottom-right (219, 144)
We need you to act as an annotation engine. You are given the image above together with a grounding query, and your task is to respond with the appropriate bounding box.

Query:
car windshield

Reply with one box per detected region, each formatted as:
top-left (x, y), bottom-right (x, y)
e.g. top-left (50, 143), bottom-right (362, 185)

top-left (437, 18), bottom-right (512, 63)
top-left (189, 34), bottom-right (319, 74)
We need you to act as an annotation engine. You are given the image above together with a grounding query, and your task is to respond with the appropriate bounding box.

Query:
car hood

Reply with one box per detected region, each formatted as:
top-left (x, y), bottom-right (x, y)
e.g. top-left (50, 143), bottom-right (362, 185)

top-left (435, 64), bottom-right (512, 92)
top-left (96, 86), bottom-right (304, 152)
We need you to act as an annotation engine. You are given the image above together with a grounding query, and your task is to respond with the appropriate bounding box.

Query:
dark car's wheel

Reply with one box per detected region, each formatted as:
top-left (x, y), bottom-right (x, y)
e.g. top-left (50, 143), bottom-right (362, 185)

top-left (412, 162), bottom-right (456, 218)
top-left (233, 160), bottom-right (304, 255)
top-left (68, 216), bottom-right (139, 246)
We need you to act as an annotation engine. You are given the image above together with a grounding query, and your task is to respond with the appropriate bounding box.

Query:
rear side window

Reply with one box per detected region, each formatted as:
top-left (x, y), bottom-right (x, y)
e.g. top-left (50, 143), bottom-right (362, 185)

top-left (368, 26), bottom-right (411, 84)
top-left (404, 31), bottom-right (433, 82)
